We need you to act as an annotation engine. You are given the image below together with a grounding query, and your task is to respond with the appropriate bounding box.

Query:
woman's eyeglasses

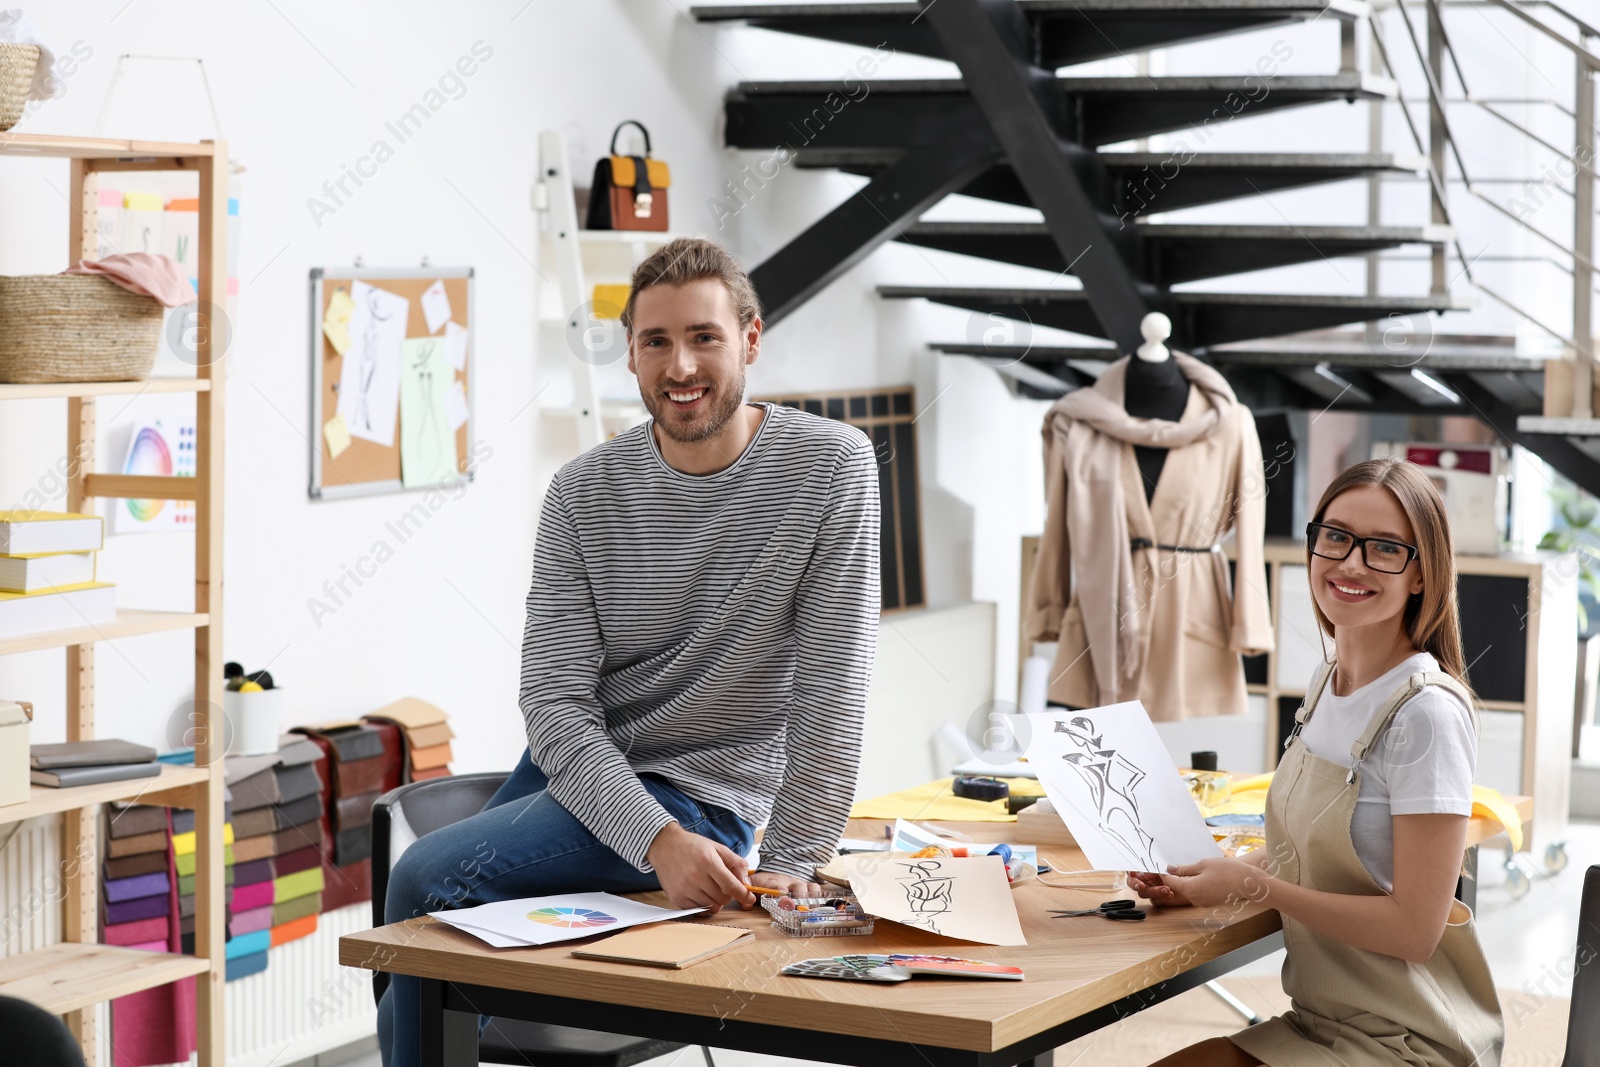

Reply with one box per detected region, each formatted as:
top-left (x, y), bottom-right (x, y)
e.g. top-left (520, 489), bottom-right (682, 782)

top-left (1306, 522), bottom-right (1419, 574)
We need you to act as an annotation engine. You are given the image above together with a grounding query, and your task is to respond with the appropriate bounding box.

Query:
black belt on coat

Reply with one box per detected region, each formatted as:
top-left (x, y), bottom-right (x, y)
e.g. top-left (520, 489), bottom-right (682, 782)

top-left (1129, 537), bottom-right (1217, 553)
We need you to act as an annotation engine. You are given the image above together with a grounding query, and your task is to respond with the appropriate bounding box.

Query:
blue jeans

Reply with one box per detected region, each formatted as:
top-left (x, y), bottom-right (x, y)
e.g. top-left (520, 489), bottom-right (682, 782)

top-left (376, 749), bottom-right (755, 1067)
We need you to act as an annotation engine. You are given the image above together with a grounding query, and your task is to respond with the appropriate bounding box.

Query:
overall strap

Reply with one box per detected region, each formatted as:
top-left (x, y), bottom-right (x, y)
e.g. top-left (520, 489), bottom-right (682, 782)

top-left (1347, 670), bottom-right (1477, 784)
top-left (1282, 659), bottom-right (1336, 752)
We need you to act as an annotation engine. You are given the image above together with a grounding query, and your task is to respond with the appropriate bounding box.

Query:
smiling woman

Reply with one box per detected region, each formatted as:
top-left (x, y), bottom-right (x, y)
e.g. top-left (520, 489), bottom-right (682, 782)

top-left (1136, 458), bottom-right (1505, 1067)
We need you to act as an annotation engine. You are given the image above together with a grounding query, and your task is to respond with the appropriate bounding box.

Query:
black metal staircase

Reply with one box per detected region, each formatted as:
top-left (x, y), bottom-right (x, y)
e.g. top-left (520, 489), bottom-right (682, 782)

top-left (693, 0), bottom-right (1596, 486)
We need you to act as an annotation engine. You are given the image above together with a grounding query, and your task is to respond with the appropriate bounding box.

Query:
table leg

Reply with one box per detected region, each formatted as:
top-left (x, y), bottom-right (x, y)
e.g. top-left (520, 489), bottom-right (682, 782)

top-left (419, 978), bottom-right (479, 1067)
top-left (1019, 1050), bottom-right (1053, 1067)
top-left (1457, 845), bottom-right (1478, 911)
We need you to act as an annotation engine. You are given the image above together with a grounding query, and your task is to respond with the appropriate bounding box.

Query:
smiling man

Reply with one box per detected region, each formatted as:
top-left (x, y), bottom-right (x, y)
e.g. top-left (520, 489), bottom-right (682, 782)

top-left (377, 237), bottom-right (881, 1067)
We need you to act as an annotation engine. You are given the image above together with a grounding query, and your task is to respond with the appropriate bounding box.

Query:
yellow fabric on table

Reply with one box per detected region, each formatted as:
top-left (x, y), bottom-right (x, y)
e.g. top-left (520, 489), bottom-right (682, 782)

top-left (1198, 772), bottom-right (1524, 850)
top-left (848, 776), bottom-right (1045, 823)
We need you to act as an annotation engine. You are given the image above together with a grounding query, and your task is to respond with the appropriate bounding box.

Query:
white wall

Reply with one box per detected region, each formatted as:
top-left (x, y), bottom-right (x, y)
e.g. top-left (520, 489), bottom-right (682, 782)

top-left (0, 2), bottom-right (1564, 776)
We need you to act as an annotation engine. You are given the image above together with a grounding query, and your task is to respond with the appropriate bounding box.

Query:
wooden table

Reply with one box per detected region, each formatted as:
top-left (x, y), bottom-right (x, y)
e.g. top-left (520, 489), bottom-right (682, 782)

top-left (340, 805), bottom-right (1530, 1067)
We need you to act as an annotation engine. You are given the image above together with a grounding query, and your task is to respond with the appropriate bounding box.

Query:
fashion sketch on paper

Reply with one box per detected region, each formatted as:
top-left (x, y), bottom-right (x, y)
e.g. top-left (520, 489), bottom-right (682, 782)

top-left (1055, 717), bottom-right (1157, 869)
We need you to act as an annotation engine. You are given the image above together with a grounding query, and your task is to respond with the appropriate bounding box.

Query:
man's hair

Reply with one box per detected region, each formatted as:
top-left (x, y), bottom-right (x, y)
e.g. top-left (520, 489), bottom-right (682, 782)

top-left (620, 236), bottom-right (762, 333)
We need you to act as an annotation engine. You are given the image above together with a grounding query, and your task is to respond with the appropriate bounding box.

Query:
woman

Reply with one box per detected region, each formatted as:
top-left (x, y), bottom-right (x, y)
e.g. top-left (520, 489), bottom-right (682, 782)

top-left (1131, 458), bottom-right (1504, 1066)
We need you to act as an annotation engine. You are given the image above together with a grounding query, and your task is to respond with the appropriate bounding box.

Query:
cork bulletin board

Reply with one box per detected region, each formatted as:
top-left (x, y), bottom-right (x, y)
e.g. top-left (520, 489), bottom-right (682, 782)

top-left (309, 267), bottom-right (475, 500)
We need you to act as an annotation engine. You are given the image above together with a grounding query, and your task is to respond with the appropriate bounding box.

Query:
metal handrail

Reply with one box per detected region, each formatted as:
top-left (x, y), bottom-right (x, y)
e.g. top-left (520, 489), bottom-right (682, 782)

top-left (1368, 1), bottom-right (1596, 362)
top-left (1480, 0), bottom-right (1600, 69)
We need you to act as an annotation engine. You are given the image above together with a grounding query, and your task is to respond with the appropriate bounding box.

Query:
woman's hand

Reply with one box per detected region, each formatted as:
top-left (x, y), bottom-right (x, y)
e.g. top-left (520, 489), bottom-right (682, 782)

top-left (1127, 871), bottom-right (1193, 907)
top-left (1159, 857), bottom-right (1263, 909)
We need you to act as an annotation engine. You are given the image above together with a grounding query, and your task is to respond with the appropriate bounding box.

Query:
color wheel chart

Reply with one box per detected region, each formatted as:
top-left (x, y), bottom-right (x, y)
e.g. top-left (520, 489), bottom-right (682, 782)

top-left (114, 420), bottom-right (196, 534)
top-left (525, 907), bottom-right (617, 929)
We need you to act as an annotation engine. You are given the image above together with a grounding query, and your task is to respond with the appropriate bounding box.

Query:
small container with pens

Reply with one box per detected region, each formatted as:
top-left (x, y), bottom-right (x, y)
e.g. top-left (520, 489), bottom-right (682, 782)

top-left (761, 892), bottom-right (875, 938)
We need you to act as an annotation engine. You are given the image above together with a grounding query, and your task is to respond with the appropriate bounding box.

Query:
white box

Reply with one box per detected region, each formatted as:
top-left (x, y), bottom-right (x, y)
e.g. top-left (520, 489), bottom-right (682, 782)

top-left (0, 699), bottom-right (33, 807)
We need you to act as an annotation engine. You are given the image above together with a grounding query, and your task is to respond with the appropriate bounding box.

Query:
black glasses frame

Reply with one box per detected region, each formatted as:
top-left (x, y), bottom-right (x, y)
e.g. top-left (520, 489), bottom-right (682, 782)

top-left (1305, 522), bottom-right (1419, 573)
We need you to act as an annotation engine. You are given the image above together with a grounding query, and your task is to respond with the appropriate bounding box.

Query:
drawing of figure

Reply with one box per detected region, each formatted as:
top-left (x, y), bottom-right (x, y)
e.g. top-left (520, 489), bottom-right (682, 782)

top-left (895, 860), bottom-right (954, 934)
top-left (354, 285), bottom-right (401, 434)
top-left (1055, 717), bottom-right (1157, 869)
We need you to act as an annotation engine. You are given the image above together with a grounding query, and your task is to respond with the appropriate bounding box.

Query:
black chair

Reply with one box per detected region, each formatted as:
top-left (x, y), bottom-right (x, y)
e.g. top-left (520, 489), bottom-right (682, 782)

top-left (371, 774), bottom-right (707, 1067)
top-left (0, 995), bottom-right (86, 1067)
top-left (1563, 863), bottom-right (1600, 1067)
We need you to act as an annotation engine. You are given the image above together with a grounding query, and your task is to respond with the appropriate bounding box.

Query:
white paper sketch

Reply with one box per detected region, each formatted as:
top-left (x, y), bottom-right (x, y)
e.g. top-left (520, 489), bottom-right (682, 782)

top-left (1024, 701), bottom-right (1221, 872)
top-left (336, 281), bottom-right (409, 447)
top-left (849, 854), bottom-right (1026, 945)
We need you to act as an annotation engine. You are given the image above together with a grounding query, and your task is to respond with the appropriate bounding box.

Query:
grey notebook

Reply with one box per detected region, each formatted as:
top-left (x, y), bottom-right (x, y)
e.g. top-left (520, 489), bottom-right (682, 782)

top-left (31, 739), bottom-right (157, 770)
top-left (32, 762), bottom-right (162, 788)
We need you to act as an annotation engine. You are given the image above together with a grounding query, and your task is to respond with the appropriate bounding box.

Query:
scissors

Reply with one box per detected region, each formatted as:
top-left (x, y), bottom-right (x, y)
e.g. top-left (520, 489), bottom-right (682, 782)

top-left (1048, 899), bottom-right (1146, 921)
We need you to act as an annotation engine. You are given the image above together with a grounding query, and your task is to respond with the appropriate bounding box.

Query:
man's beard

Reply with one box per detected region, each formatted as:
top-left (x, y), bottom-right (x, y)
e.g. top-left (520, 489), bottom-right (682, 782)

top-left (646, 362), bottom-right (748, 444)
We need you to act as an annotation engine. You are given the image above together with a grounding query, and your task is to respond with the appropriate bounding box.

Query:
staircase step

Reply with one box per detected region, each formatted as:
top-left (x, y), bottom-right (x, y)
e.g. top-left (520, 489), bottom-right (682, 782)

top-left (898, 221), bottom-right (1452, 284)
top-left (727, 74), bottom-right (1395, 150)
top-left (797, 150), bottom-right (1426, 213)
top-left (880, 286), bottom-right (1470, 347)
top-left (693, 0), bottom-right (1365, 68)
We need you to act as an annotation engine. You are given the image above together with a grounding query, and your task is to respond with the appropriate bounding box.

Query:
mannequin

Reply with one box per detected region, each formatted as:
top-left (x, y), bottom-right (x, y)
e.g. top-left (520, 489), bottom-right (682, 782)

top-left (1122, 312), bottom-right (1189, 502)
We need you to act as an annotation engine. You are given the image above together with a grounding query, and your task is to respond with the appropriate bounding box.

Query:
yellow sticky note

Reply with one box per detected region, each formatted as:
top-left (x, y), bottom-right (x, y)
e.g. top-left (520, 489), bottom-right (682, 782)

top-left (592, 284), bottom-right (629, 320)
top-left (324, 413), bottom-right (352, 459)
top-left (322, 288), bottom-right (354, 356)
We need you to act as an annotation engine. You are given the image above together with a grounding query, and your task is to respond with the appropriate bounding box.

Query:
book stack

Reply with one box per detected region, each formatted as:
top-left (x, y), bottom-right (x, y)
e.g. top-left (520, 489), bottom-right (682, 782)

top-left (31, 738), bottom-right (160, 788)
top-left (0, 511), bottom-right (114, 639)
top-left (365, 697), bottom-right (455, 782)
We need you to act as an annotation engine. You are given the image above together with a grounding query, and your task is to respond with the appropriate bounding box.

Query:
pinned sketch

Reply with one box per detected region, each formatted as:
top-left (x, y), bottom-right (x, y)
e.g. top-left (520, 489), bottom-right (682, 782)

top-left (1024, 702), bottom-right (1221, 872)
top-left (421, 279), bottom-right (452, 334)
top-left (337, 280), bottom-right (409, 446)
top-left (399, 336), bottom-right (457, 487)
top-left (443, 320), bottom-right (469, 371)
top-left (850, 854), bottom-right (1025, 945)
top-left (322, 287), bottom-right (354, 356)
top-left (429, 892), bottom-right (704, 949)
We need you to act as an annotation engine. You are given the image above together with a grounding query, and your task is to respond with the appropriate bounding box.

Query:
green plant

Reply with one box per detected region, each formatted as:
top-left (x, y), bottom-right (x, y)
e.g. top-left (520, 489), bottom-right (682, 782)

top-left (1538, 484), bottom-right (1600, 632)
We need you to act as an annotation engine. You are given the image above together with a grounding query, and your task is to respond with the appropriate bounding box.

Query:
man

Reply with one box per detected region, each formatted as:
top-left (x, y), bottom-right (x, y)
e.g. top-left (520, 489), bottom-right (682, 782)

top-left (378, 236), bottom-right (881, 1067)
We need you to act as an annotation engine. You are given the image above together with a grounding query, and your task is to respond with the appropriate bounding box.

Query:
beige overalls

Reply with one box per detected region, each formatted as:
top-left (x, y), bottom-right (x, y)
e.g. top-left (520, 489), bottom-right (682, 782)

top-left (1228, 661), bottom-right (1505, 1066)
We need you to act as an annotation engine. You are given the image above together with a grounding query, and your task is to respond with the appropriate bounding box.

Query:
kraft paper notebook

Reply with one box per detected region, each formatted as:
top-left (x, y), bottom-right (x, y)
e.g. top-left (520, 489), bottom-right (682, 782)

top-left (569, 922), bottom-right (753, 968)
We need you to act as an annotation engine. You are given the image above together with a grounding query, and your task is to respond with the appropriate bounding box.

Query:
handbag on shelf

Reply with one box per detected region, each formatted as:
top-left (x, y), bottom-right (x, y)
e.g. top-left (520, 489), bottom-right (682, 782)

top-left (585, 120), bottom-right (670, 232)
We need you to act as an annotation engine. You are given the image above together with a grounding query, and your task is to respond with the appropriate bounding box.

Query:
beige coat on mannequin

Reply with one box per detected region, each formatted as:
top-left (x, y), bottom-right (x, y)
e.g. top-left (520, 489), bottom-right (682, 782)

top-left (1027, 354), bottom-right (1274, 720)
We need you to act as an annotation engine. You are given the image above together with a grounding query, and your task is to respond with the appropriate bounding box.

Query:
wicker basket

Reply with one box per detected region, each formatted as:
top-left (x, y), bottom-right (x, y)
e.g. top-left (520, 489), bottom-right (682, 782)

top-left (0, 275), bottom-right (164, 383)
top-left (0, 44), bottom-right (39, 132)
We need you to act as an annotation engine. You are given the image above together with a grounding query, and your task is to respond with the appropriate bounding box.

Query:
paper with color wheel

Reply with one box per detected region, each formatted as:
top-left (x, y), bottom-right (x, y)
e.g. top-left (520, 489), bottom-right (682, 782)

top-left (429, 892), bottom-right (705, 948)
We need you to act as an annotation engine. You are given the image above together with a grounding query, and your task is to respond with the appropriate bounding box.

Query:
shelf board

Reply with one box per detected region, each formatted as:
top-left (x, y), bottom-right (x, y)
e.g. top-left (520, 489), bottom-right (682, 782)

top-left (0, 378), bottom-right (209, 400)
top-left (0, 133), bottom-right (216, 160)
top-left (0, 609), bottom-right (209, 657)
top-left (575, 229), bottom-right (688, 245)
top-left (0, 764), bottom-right (211, 827)
top-left (0, 942), bottom-right (210, 1015)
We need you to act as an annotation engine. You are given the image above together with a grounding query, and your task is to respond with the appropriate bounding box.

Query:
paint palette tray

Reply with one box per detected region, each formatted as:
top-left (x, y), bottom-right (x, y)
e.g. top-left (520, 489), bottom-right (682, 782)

top-left (761, 893), bottom-right (875, 938)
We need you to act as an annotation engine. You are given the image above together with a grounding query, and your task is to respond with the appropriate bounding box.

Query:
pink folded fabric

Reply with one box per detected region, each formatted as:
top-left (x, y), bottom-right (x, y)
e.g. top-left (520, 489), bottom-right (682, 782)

top-left (64, 252), bottom-right (195, 307)
top-left (104, 916), bottom-right (169, 947)
top-left (228, 905), bottom-right (274, 936)
top-left (231, 880), bottom-right (275, 912)
top-left (126, 939), bottom-right (167, 953)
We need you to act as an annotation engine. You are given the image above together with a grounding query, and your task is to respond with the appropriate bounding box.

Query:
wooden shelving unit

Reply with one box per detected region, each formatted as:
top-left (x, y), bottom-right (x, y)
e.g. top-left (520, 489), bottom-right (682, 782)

top-left (0, 132), bottom-right (228, 1067)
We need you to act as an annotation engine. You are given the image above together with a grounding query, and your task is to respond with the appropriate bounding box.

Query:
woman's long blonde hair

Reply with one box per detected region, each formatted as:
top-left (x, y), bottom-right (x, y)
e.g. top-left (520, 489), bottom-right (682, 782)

top-left (1309, 458), bottom-right (1474, 697)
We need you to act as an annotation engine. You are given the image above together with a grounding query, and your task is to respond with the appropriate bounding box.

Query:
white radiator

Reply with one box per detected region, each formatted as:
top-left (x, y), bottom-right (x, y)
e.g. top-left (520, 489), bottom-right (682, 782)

top-left (1, 814), bottom-right (377, 1067)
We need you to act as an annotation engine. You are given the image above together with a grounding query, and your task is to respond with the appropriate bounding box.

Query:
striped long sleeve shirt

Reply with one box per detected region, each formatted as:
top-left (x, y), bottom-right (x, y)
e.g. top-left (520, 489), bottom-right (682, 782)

top-left (519, 402), bottom-right (881, 879)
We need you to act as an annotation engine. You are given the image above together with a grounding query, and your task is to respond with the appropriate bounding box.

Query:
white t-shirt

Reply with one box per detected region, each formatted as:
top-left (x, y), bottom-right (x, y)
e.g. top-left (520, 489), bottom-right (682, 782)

top-left (1295, 652), bottom-right (1478, 893)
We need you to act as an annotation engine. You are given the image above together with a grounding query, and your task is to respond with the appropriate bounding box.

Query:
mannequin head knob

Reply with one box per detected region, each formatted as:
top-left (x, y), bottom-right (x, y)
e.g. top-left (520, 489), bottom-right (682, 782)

top-left (1135, 312), bottom-right (1172, 363)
